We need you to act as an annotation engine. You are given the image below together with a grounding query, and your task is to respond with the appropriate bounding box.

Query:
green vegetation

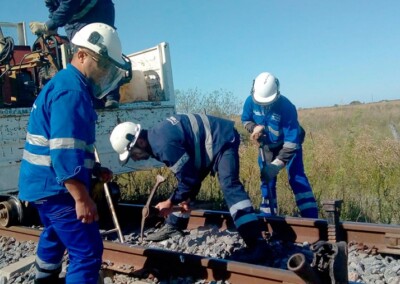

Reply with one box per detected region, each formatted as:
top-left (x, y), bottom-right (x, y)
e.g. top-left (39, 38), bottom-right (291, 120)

top-left (118, 91), bottom-right (400, 225)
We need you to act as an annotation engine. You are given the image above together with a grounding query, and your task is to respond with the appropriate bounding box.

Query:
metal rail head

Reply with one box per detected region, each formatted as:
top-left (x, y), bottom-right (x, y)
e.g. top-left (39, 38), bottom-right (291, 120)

top-left (140, 175), bottom-right (166, 242)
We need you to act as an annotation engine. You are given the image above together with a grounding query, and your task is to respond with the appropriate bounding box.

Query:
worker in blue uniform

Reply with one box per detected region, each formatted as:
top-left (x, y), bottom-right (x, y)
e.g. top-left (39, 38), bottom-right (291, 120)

top-left (110, 114), bottom-right (269, 263)
top-left (241, 72), bottom-right (318, 218)
top-left (18, 23), bottom-right (131, 284)
top-left (29, 0), bottom-right (121, 109)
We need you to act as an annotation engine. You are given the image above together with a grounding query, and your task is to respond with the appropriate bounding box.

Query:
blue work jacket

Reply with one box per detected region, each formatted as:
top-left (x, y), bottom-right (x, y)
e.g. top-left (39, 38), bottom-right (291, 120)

top-left (241, 95), bottom-right (301, 163)
top-left (148, 114), bottom-right (236, 204)
top-left (18, 64), bottom-right (97, 201)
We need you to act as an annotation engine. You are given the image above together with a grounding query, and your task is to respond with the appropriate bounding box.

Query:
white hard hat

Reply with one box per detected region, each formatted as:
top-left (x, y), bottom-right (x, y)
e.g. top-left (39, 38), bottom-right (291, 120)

top-left (71, 22), bottom-right (125, 66)
top-left (110, 122), bottom-right (141, 165)
top-left (251, 72), bottom-right (280, 105)
top-left (71, 22), bottom-right (132, 99)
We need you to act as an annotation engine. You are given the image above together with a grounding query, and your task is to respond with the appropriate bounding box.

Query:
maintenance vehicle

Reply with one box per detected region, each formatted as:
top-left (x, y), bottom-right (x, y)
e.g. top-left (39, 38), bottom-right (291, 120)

top-left (0, 21), bottom-right (176, 195)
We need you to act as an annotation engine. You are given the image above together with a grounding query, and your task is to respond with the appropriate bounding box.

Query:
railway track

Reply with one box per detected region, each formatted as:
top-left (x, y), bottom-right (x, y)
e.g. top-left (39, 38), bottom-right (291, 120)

top-left (1, 199), bottom-right (400, 283)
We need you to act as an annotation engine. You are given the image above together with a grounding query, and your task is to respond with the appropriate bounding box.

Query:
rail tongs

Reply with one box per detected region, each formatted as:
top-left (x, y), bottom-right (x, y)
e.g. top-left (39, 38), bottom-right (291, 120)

top-left (140, 175), bottom-right (166, 241)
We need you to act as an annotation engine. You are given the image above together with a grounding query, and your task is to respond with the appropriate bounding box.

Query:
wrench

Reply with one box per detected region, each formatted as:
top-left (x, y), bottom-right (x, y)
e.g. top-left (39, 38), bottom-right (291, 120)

top-left (140, 175), bottom-right (166, 241)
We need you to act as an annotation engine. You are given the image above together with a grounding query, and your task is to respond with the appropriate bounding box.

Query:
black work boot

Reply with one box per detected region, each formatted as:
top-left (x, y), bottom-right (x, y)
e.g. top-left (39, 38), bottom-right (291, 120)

top-left (229, 239), bottom-right (273, 265)
top-left (34, 275), bottom-right (65, 284)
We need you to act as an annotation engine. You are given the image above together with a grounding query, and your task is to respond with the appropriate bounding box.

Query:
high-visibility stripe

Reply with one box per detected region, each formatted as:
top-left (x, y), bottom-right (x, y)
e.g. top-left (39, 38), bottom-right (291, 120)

top-left (234, 213), bottom-right (258, 228)
top-left (295, 191), bottom-right (315, 200)
top-left (283, 141), bottom-right (297, 149)
top-left (268, 126), bottom-right (280, 137)
top-left (186, 114), bottom-right (201, 169)
top-left (27, 133), bottom-right (94, 153)
top-left (22, 150), bottom-right (51, 166)
top-left (298, 202), bottom-right (318, 211)
top-left (50, 138), bottom-right (89, 151)
top-left (26, 133), bottom-right (48, 146)
top-left (186, 114), bottom-right (213, 169)
top-left (229, 199), bottom-right (253, 216)
top-left (23, 149), bottom-right (95, 169)
top-left (199, 114), bottom-right (213, 167)
top-left (84, 158), bottom-right (95, 169)
top-left (169, 152), bottom-right (189, 174)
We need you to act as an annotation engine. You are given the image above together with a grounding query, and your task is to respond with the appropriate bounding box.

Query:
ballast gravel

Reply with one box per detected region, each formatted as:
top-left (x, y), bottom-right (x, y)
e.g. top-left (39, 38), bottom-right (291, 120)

top-left (2, 225), bottom-right (400, 283)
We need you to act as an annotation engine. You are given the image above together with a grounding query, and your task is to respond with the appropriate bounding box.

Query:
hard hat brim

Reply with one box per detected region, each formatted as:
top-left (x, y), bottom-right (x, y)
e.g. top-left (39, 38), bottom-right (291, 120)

top-left (119, 151), bottom-right (130, 166)
top-left (252, 92), bottom-right (279, 105)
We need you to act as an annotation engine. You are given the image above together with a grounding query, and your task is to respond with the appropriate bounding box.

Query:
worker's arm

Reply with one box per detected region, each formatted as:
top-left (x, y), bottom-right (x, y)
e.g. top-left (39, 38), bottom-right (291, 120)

top-left (45, 0), bottom-right (81, 30)
top-left (64, 179), bottom-right (99, 224)
top-left (241, 96), bottom-right (258, 133)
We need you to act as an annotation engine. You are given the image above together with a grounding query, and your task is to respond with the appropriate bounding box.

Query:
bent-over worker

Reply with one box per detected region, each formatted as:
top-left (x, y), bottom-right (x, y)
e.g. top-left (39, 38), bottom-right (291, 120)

top-left (110, 114), bottom-right (269, 263)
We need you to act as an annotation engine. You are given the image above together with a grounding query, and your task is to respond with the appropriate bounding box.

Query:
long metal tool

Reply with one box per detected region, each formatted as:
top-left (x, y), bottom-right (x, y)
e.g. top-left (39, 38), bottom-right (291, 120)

top-left (259, 140), bottom-right (276, 216)
top-left (140, 175), bottom-right (166, 241)
top-left (93, 147), bottom-right (124, 243)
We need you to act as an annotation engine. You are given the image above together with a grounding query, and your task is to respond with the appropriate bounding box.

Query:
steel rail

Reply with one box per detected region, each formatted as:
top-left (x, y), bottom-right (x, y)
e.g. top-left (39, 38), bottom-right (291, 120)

top-left (1, 206), bottom-right (400, 283)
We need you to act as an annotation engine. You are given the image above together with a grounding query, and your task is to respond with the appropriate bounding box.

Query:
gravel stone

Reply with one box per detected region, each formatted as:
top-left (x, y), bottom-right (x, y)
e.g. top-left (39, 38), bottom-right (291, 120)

top-left (2, 225), bottom-right (400, 283)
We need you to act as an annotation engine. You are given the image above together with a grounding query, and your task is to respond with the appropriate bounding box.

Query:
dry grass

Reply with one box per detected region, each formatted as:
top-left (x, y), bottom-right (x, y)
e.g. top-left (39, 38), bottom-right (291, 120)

top-left (117, 100), bottom-right (400, 224)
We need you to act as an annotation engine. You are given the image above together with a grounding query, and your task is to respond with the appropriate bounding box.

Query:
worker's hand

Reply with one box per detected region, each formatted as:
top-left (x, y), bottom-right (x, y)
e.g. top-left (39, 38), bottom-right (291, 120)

top-left (155, 199), bottom-right (173, 218)
top-left (75, 195), bottom-right (99, 224)
top-left (178, 199), bottom-right (191, 213)
top-left (250, 125), bottom-right (265, 141)
top-left (29, 22), bottom-right (57, 36)
top-left (92, 163), bottom-right (113, 183)
top-left (261, 159), bottom-right (285, 182)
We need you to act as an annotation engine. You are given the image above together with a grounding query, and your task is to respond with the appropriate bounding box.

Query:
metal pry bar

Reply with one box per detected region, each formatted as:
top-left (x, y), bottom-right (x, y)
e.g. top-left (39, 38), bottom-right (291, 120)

top-left (94, 146), bottom-right (124, 243)
top-left (141, 175), bottom-right (166, 241)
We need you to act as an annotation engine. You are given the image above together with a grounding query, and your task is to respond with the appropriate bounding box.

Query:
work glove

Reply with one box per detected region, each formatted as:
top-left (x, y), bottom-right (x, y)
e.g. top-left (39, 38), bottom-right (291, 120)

top-left (250, 125), bottom-right (265, 141)
top-left (29, 22), bottom-right (57, 36)
top-left (261, 159), bottom-right (285, 183)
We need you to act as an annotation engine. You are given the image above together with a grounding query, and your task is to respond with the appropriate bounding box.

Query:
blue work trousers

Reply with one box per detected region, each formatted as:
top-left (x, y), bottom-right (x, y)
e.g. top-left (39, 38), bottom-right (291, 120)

top-left (259, 147), bottom-right (318, 218)
top-left (168, 130), bottom-right (262, 247)
top-left (34, 193), bottom-right (103, 284)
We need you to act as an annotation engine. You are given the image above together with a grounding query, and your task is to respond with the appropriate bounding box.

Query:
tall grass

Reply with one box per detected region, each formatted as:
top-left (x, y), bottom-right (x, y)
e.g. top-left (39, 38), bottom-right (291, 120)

top-left (117, 100), bottom-right (400, 224)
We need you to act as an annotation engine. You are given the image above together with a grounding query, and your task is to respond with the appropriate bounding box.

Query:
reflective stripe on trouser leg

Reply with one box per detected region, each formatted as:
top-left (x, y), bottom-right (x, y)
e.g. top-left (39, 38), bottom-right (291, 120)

top-left (35, 256), bottom-right (62, 280)
top-left (34, 193), bottom-right (103, 284)
top-left (286, 148), bottom-right (318, 218)
top-left (216, 135), bottom-right (262, 248)
top-left (259, 178), bottom-right (278, 215)
top-left (258, 154), bottom-right (278, 214)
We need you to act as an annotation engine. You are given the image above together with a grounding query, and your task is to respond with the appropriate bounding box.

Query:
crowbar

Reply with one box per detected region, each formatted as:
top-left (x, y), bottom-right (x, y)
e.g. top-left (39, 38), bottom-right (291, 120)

top-left (140, 175), bottom-right (166, 241)
top-left (94, 146), bottom-right (124, 243)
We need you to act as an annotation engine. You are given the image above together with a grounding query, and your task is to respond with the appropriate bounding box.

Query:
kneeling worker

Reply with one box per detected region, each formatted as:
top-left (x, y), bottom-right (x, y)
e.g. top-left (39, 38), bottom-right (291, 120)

top-left (110, 114), bottom-right (268, 262)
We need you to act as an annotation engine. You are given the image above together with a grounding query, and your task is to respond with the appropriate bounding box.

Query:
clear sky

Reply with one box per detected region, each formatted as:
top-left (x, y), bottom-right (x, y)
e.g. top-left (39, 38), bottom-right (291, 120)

top-left (3, 0), bottom-right (400, 108)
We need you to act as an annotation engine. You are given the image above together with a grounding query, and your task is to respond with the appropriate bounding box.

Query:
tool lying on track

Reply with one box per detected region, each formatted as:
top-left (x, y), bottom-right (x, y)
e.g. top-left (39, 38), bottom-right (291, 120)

top-left (94, 146), bottom-right (124, 243)
top-left (140, 175), bottom-right (166, 241)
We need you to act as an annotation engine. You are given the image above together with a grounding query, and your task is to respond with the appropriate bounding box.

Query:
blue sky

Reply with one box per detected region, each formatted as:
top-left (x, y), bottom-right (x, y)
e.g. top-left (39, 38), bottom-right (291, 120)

top-left (3, 0), bottom-right (400, 108)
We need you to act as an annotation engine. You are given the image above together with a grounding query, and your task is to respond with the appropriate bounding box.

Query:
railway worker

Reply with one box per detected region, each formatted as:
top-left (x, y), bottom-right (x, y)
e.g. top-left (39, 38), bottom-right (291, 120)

top-left (29, 0), bottom-right (121, 109)
top-left (18, 23), bottom-right (130, 284)
top-left (241, 72), bottom-right (318, 218)
top-left (110, 114), bottom-right (270, 263)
